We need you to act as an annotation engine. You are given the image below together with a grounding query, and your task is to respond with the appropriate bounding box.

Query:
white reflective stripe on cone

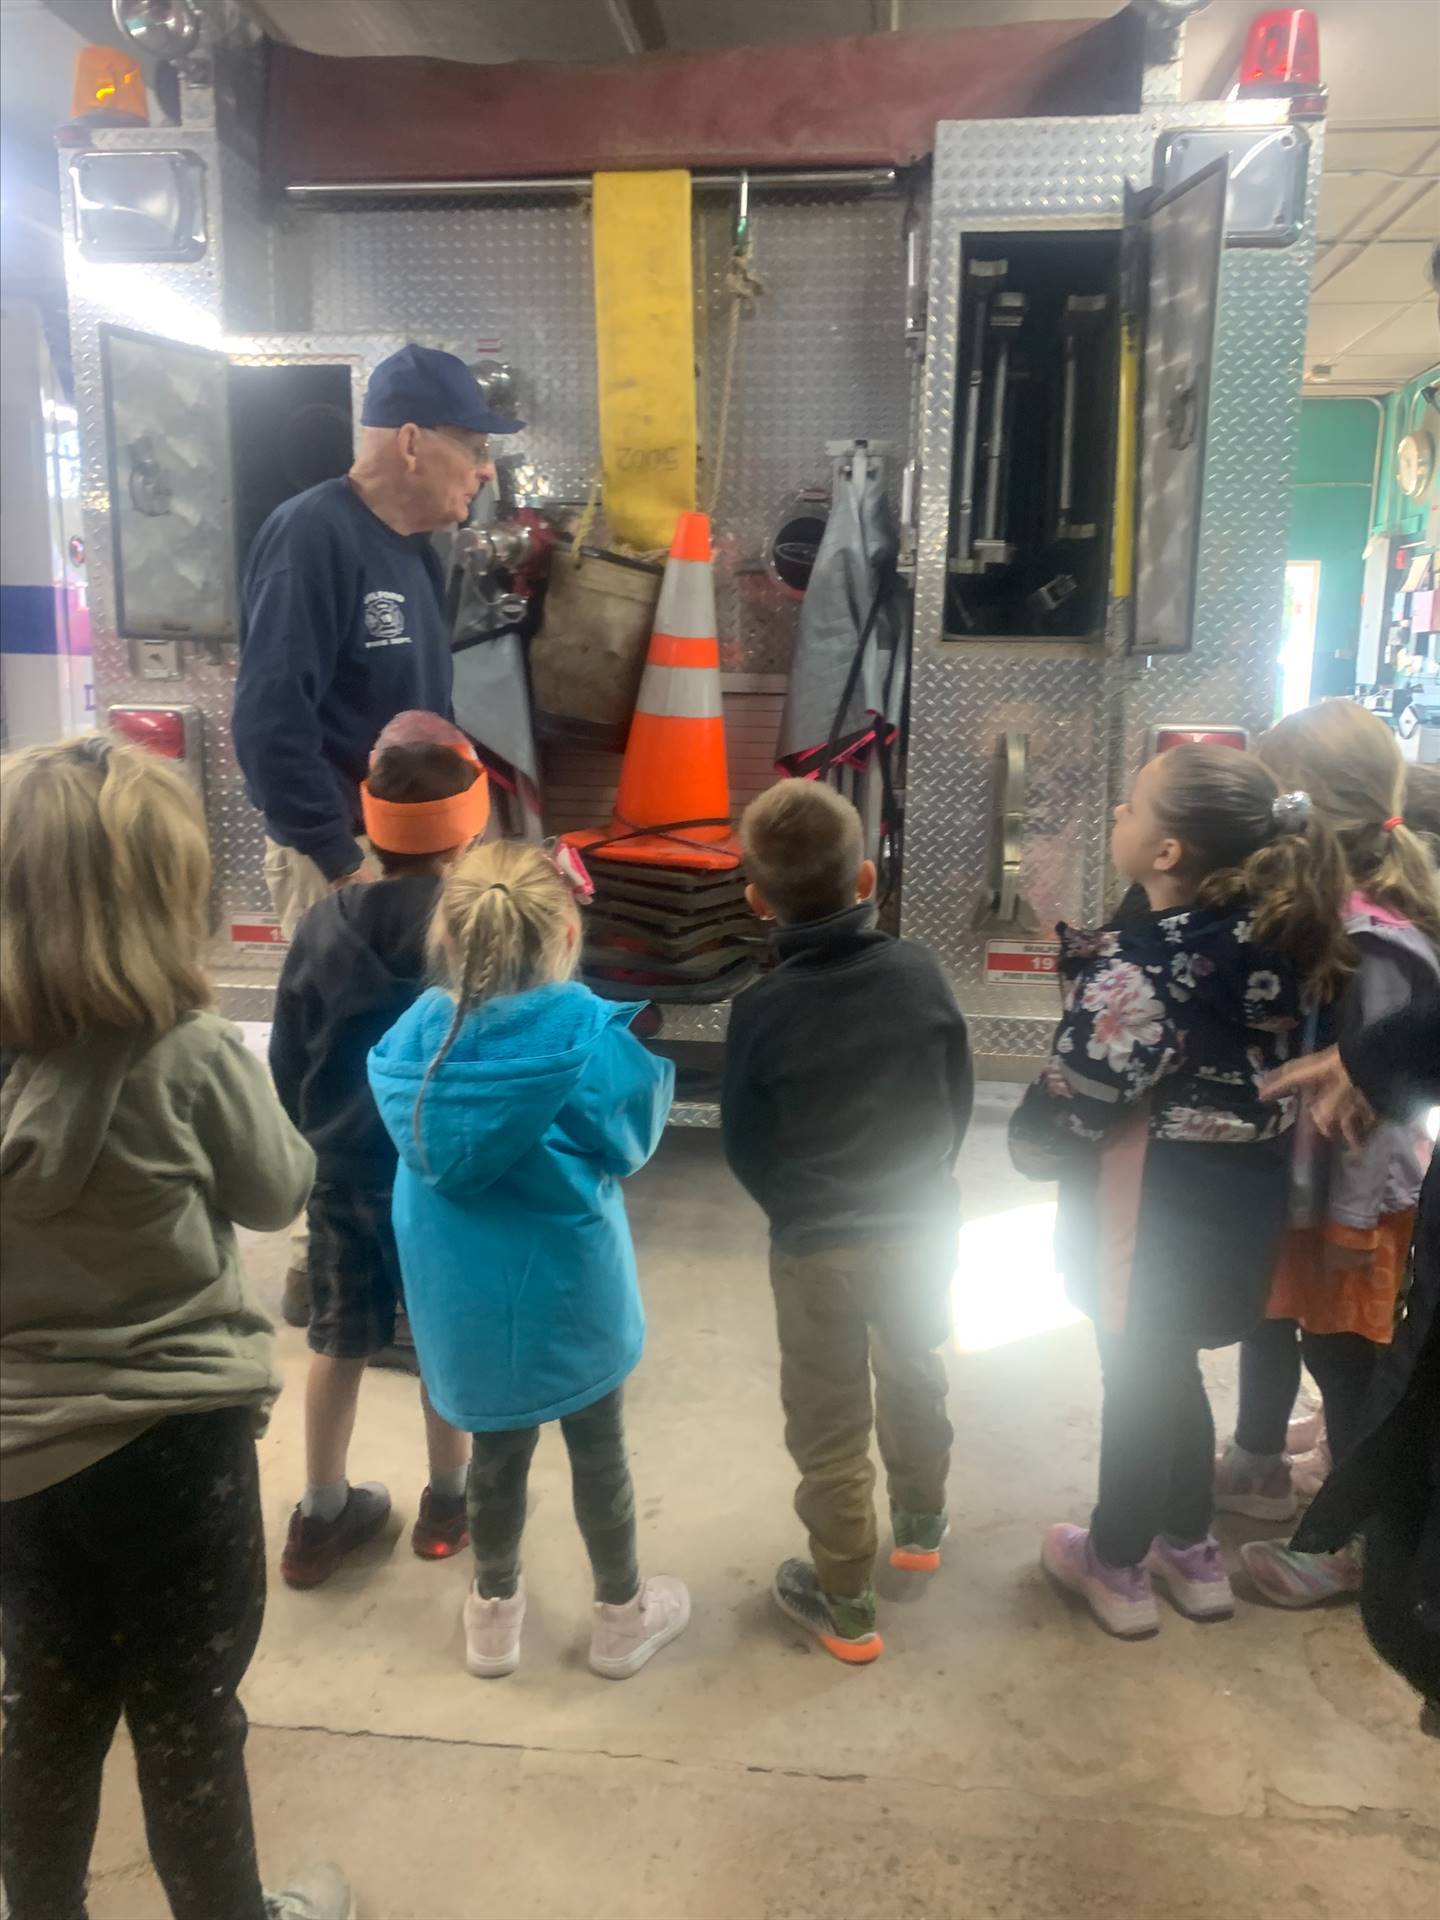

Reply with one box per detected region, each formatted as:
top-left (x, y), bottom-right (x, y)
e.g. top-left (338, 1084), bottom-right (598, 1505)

top-left (653, 559), bottom-right (717, 640)
top-left (634, 662), bottom-right (723, 719)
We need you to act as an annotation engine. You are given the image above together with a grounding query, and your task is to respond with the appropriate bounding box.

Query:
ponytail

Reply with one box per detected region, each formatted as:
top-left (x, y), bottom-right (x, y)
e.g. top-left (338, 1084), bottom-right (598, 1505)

top-left (411, 840), bottom-right (579, 1153)
top-left (1152, 743), bottom-right (1353, 999)
top-left (1257, 700), bottom-right (1440, 953)
top-left (1199, 814), bottom-right (1353, 999)
top-left (1364, 822), bottom-right (1440, 950)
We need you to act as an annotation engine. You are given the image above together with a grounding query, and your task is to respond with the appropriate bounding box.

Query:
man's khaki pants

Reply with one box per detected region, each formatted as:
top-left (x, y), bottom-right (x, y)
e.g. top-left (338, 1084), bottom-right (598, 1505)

top-left (770, 1236), bottom-right (954, 1600)
top-left (263, 838), bottom-right (338, 941)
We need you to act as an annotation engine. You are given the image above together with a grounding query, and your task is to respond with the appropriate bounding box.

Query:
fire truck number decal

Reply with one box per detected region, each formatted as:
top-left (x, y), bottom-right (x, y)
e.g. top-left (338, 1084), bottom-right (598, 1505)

top-left (983, 939), bottom-right (1060, 982)
top-left (230, 918), bottom-right (288, 949)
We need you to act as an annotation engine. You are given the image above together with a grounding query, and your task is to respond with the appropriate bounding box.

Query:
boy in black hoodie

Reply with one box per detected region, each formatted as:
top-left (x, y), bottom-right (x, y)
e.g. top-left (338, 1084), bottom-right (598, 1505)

top-left (722, 780), bottom-right (972, 1663)
top-left (269, 717), bottom-right (490, 1589)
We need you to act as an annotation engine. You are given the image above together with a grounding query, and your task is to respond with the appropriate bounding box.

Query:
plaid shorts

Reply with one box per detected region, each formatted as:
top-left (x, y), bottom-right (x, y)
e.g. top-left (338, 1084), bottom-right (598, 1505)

top-left (305, 1182), bottom-right (404, 1360)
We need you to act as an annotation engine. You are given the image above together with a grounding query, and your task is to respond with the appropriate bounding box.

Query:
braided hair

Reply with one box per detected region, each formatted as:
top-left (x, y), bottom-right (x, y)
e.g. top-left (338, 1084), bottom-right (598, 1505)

top-left (412, 839), bottom-right (579, 1153)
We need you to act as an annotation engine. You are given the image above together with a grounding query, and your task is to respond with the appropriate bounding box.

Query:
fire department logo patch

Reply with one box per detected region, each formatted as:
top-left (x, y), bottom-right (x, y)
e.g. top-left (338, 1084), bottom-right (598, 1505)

top-left (363, 591), bottom-right (408, 645)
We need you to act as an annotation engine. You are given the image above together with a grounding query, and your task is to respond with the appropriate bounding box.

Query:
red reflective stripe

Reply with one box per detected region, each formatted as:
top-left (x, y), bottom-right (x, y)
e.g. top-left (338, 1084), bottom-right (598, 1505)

top-left (648, 632), bottom-right (719, 669)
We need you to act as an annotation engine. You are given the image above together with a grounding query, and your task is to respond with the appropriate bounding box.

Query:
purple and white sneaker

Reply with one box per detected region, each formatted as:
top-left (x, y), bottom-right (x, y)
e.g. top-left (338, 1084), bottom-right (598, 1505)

top-left (1041, 1523), bottom-right (1159, 1640)
top-left (1144, 1535), bottom-right (1235, 1621)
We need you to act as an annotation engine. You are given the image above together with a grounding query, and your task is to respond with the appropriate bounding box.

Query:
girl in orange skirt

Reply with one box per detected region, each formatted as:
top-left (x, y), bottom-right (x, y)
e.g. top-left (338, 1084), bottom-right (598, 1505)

top-left (1215, 702), bottom-right (1440, 1605)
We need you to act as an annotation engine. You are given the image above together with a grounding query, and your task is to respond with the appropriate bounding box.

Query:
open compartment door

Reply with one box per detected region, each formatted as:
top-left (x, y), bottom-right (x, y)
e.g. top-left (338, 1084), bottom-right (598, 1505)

top-left (1130, 156), bottom-right (1227, 657)
top-left (99, 326), bottom-right (236, 646)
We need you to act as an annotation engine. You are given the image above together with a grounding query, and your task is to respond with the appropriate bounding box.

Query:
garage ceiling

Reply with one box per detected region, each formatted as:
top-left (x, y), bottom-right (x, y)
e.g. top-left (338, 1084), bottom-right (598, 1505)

top-left (29, 0), bottom-right (1440, 393)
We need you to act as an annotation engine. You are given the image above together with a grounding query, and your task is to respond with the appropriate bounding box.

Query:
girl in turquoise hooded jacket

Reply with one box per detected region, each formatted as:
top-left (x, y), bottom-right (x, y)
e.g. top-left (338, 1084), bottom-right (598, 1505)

top-left (368, 839), bottom-right (690, 1682)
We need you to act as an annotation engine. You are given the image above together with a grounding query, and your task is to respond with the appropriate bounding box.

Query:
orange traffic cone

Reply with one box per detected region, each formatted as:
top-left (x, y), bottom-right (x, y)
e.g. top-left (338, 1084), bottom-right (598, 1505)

top-left (564, 511), bottom-right (741, 872)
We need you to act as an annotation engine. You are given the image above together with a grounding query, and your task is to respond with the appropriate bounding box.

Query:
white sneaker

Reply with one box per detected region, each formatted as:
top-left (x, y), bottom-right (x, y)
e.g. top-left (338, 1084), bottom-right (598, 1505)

top-left (1289, 1440), bottom-right (1333, 1505)
top-left (589, 1575), bottom-right (691, 1679)
top-left (264, 1863), bottom-right (354, 1920)
top-left (464, 1582), bottom-right (525, 1677)
top-left (1212, 1441), bottom-right (1297, 1522)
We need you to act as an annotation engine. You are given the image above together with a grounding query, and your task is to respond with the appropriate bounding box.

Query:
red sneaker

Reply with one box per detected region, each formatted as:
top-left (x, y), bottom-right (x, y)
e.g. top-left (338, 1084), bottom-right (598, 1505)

top-left (281, 1483), bottom-right (391, 1590)
top-left (411, 1485), bottom-right (469, 1561)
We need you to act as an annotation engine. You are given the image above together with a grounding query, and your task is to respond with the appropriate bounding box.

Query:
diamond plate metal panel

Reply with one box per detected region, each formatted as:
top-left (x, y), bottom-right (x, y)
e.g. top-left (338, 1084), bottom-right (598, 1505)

top-left (969, 1016), bottom-right (1061, 1062)
top-left (694, 196), bottom-right (912, 675)
top-left (282, 192), bottom-right (912, 679)
top-left (286, 199), bottom-right (598, 504)
top-left (905, 109), bottom-right (1322, 1051)
top-left (79, 150), bottom-right (910, 1015)
top-left (74, 91), bottom-right (1314, 1059)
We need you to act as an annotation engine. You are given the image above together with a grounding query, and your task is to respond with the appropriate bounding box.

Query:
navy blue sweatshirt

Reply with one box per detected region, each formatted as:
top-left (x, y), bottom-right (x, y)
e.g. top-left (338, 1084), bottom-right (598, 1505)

top-left (721, 903), bottom-right (973, 1252)
top-left (268, 871), bottom-right (439, 1185)
top-left (233, 478), bottom-right (452, 880)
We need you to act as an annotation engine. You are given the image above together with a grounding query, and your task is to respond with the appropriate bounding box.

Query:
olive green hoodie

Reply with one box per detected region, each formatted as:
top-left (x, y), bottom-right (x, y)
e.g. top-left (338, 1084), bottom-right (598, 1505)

top-left (1, 1011), bottom-right (314, 1501)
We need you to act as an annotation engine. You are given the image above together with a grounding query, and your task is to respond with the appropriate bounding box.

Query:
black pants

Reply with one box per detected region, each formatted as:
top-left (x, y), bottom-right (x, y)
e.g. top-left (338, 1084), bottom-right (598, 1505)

top-left (1092, 1329), bottom-right (1216, 1569)
top-left (0, 1409), bottom-right (267, 1920)
top-left (1235, 1316), bottom-right (1378, 1464)
top-left (468, 1386), bottom-right (639, 1606)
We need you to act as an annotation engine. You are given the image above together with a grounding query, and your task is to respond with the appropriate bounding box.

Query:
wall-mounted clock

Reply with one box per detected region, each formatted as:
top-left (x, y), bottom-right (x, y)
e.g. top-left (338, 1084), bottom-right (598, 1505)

top-left (1396, 429), bottom-right (1435, 501)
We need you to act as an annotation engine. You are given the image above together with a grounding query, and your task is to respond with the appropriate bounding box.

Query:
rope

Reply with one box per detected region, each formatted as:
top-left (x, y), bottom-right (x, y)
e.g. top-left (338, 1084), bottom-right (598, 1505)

top-left (704, 242), bottom-right (764, 519)
top-left (568, 465), bottom-right (602, 566)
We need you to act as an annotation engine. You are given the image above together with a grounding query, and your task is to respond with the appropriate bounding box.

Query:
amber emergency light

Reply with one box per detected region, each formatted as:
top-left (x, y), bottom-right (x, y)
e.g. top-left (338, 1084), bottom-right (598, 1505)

top-left (71, 46), bottom-right (149, 123)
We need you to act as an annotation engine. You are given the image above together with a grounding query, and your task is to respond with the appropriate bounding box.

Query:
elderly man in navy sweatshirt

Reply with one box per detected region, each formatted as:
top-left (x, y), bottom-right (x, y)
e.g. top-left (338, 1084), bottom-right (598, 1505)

top-left (233, 341), bottom-right (519, 1324)
top-left (233, 342), bottom-right (519, 935)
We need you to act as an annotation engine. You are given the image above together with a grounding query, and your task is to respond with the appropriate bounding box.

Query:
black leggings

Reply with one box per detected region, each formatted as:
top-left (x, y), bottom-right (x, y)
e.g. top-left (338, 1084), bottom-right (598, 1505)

top-left (0, 1408), bottom-right (267, 1920)
top-left (1235, 1317), bottom-right (1378, 1465)
top-left (468, 1387), bottom-right (639, 1606)
top-left (1091, 1329), bottom-right (1216, 1569)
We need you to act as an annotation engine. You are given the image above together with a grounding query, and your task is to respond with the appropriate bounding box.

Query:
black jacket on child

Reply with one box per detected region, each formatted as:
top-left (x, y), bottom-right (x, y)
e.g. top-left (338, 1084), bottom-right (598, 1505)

top-left (1008, 903), bottom-right (1308, 1347)
top-left (268, 873), bottom-right (439, 1185)
top-left (1296, 1002), bottom-right (1440, 1705)
top-left (720, 902), bottom-right (973, 1252)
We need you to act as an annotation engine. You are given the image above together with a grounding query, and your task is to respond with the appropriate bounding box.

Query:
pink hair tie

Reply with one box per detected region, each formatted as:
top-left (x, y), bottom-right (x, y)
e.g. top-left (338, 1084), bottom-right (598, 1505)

top-left (1382, 816), bottom-right (1402, 832)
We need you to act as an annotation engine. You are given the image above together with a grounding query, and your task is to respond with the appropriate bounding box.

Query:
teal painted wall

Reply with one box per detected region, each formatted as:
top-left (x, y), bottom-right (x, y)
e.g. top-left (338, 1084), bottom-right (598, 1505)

top-left (1287, 397), bottom-right (1380, 699)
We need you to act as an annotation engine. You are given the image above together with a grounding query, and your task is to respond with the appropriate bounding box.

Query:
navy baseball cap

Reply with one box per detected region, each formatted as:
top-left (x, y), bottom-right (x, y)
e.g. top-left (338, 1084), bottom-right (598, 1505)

top-left (361, 343), bottom-right (524, 434)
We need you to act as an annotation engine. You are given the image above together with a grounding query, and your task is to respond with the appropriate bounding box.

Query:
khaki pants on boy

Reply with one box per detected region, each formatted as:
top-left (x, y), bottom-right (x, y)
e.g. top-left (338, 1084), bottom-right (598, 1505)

top-left (261, 838), bottom-right (354, 1280)
top-left (770, 1235), bottom-right (954, 1599)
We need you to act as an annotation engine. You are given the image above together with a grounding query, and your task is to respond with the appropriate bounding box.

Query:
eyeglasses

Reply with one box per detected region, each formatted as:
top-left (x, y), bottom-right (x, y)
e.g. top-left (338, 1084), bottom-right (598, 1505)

top-left (425, 425), bottom-right (491, 466)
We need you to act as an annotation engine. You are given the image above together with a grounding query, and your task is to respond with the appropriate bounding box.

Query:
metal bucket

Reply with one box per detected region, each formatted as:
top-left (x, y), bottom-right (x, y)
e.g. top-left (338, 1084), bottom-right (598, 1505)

top-left (530, 544), bottom-right (663, 750)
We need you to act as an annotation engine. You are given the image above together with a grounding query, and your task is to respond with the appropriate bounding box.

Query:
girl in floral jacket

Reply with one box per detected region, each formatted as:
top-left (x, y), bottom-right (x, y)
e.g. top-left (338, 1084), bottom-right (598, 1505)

top-left (1009, 744), bottom-right (1350, 1640)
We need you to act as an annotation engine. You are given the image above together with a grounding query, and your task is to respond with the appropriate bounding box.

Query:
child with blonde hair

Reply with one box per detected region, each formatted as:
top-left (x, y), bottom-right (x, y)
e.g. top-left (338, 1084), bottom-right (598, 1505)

top-left (1216, 701), bottom-right (1440, 1606)
top-left (0, 737), bottom-right (348, 1920)
top-left (368, 839), bottom-right (688, 1680)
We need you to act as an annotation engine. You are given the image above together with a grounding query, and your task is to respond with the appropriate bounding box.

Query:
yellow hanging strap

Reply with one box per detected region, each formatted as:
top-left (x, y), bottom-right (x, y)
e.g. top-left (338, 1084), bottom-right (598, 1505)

top-left (1111, 311), bottom-right (1139, 601)
top-left (592, 170), bottom-right (698, 554)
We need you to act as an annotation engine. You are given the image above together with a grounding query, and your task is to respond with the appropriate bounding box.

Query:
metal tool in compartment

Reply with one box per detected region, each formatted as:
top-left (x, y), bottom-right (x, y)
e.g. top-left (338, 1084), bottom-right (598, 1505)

top-left (1053, 295), bottom-right (1109, 545)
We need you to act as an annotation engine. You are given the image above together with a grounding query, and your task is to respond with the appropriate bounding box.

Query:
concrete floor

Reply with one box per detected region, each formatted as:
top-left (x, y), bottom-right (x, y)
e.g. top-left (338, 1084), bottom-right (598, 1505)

top-left (88, 1088), bottom-right (1439, 1918)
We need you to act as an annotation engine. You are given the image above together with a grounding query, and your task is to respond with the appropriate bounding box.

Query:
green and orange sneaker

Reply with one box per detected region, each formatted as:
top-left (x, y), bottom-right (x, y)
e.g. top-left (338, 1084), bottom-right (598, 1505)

top-left (772, 1559), bottom-right (882, 1665)
top-left (890, 1508), bottom-right (949, 1572)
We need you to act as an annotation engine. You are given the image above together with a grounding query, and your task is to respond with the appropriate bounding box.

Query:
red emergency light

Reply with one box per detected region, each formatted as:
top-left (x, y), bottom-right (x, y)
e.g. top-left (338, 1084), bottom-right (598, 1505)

top-left (1237, 10), bottom-right (1321, 93)
top-left (1148, 725), bottom-right (1249, 756)
top-left (107, 705), bottom-right (203, 777)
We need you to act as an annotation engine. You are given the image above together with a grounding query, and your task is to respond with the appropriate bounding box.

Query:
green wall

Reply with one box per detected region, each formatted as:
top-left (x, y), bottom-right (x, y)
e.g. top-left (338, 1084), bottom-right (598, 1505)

top-left (1286, 397), bottom-right (1381, 699)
